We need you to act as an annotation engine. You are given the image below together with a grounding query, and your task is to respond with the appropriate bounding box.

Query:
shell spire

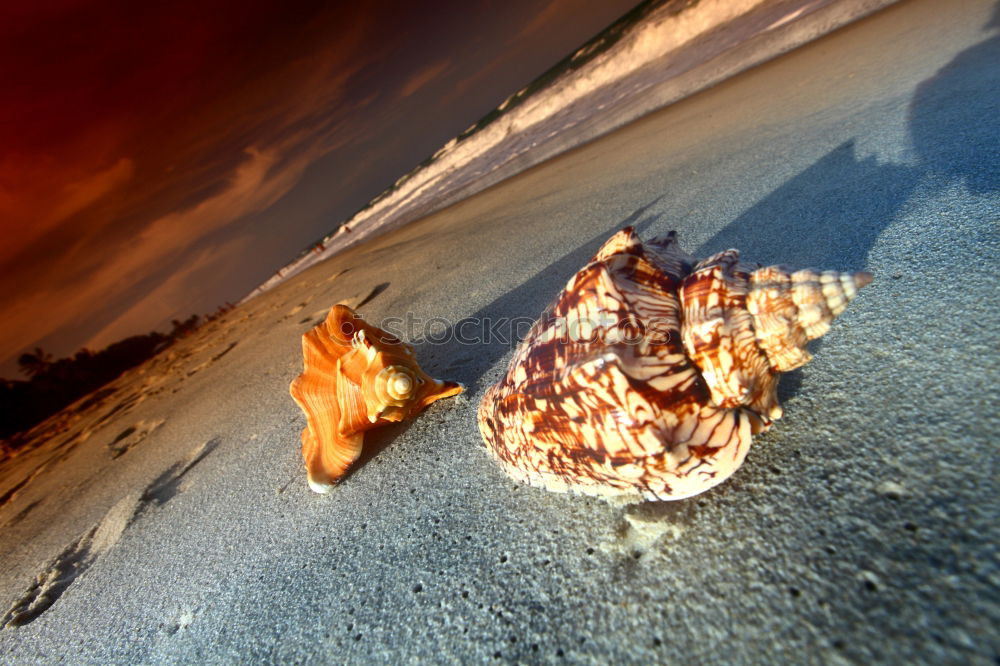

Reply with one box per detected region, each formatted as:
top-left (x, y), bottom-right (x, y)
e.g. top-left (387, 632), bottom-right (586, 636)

top-left (746, 267), bottom-right (873, 372)
top-left (290, 305), bottom-right (462, 493)
top-left (477, 228), bottom-right (872, 502)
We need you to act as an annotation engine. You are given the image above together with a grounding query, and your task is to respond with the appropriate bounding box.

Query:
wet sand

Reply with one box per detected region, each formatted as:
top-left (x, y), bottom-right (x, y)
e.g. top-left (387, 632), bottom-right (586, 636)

top-left (2, 0), bottom-right (998, 661)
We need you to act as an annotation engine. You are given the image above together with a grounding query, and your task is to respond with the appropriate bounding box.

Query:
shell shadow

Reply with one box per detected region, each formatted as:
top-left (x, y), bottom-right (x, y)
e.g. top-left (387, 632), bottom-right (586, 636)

top-left (908, 5), bottom-right (1000, 194)
top-left (316, 13), bottom-right (1000, 492)
top-left (410, 197), bottom-right (664, 394)
top-left (349, 420), bottom-right (411, 478)
top-left (418, 134), bottom-right (917, 403)
top-left (692, 138), bottom-right (922, 404)
top-left (694, 140), bottom-right (920, 271)
top-left (697, 4), bottom-right (999, 266)
top-left (356, 281), bottom-right (390, 309)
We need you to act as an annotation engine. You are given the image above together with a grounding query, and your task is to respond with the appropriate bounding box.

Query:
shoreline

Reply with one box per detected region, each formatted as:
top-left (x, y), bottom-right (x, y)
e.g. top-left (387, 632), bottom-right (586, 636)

top-left (242, 0), bottom-right (899, 303)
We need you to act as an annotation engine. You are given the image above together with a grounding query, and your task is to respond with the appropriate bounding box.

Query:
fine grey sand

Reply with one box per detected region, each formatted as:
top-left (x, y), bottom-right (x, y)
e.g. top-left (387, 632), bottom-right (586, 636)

top-left (2, 0), bottom-right (999, 662)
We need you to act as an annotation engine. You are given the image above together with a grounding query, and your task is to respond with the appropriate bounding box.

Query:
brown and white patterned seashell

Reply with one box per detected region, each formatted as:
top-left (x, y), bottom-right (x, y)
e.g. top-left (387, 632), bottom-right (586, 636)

top-left (290, 305), bottom-right (462, 493)
top-left (477, 227), bottom-right (871, 502)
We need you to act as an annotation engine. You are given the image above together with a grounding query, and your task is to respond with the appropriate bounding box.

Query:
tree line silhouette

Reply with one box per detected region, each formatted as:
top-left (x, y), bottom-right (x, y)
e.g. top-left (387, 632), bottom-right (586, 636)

top-left (0, 311), bottom-right (224, 442)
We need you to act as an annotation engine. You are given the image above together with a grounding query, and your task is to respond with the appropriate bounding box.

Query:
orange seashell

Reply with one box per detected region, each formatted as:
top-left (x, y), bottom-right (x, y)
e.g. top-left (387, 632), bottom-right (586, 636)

top-left (290, 304), bottom-right (462, 493)
top-left (478, 227), bottom-right (872, 502)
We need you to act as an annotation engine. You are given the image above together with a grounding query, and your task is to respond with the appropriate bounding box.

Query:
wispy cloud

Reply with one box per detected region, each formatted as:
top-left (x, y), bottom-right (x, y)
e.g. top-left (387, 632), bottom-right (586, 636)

top-left (82, 235), bottom-right (254, 351)
top-left (519, 0), bottom-right (570, 36)
top-left (398, 59), bottom-right (451, 97)
top-left (0, 141), bottom-right (320, 365)
top-left (136, 144), bottom-right (311, 252)
top-left (0, 138), bottom-right (135, 267)
top-left (0, 0), bottom-right (642, 375)
top-left (49, 158), bottom-right (135, 226)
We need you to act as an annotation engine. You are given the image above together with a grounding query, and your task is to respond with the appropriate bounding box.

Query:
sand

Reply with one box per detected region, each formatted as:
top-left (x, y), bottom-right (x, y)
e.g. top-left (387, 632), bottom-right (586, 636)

top-left (2, 0), bottom-right (998, 662)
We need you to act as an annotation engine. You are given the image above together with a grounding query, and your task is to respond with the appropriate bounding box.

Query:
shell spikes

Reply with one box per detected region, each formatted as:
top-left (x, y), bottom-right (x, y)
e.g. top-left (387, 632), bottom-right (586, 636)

top-left (290, 305), bottom-right (462, 493)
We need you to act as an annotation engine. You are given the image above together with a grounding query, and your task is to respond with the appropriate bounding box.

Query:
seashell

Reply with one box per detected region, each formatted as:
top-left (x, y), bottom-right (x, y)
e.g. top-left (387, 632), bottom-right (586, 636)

top-left (290, 305), bottom-right (462, 493)
top-left (477, 227), bottom-right (872, 502)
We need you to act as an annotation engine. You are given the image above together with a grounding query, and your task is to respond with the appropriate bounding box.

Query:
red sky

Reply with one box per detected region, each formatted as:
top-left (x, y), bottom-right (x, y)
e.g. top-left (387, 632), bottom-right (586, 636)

top-left (0, 0), bottom-right (638, 377)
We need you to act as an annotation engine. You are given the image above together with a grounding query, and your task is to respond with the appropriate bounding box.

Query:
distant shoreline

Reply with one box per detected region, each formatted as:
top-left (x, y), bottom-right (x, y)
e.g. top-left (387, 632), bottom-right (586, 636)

top-left (240, 0), bottom-right (898, 304)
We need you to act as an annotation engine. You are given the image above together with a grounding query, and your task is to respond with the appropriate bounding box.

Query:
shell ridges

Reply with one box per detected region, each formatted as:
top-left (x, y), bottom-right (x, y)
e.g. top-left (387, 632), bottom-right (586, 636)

top-left (290, 304), bottom-right (462, 492)
top-left (477, 228), bottom-right (872, 501)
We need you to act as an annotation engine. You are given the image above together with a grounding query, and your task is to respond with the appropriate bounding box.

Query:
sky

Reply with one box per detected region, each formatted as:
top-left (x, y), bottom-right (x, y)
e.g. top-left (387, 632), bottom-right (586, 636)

top-left (0, 0), bottom-right (640, 378)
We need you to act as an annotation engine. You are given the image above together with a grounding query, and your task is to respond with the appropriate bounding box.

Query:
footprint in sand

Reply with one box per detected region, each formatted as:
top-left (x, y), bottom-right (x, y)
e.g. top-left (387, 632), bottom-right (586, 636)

top-left (297, 282), bottom-right (392, 326)
top-left (92, 392), bottom-right (147, 431)
top-left (108, 418), bottom-right (166, 459)
top-left (184, 341), bottom-right (239, 377)
top-left (0, 438), bottom-right (219, 629)
top-left (0, 492), bottom-right (140, 629)
top-left (325, 268), bottom-right (350, 283)
top-left (300, 308), bottom-right (329, 325)
top-left (140, 437), bottom-right (219, 506)
top-left (349, 281), bottom-right (390, 309)
top-left (0, 468), bottom-right (47, 510)
top-left (2, 499), bottom-right (43, 529)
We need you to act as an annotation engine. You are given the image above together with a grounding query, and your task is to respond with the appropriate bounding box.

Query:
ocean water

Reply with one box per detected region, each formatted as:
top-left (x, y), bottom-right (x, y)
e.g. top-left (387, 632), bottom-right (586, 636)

top-left (242, 0), bottom-right (848, 300)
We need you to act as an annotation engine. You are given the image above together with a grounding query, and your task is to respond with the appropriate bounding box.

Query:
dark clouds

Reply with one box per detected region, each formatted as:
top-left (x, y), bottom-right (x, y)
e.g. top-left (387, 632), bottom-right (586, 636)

top-left (0, 0), bottom-right (638, 374)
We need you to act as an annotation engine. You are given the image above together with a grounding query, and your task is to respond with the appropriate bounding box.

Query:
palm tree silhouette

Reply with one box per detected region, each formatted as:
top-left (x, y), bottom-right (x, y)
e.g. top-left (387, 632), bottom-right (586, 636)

top-left (17, 347), bottom-right (54, 378)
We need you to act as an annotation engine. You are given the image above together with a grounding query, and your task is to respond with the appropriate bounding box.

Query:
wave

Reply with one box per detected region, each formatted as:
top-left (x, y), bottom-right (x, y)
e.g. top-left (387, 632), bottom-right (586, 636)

top-left (243, 0), bottom-right (874, 301)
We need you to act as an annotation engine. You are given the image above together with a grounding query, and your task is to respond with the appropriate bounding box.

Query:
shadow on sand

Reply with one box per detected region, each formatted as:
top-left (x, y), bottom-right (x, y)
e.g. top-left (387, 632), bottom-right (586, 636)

top-left (417, 136), bottom-right (923, 401)
top-left (422, 4), bottom-right (1000, 395)
top-left (696, 140), bottom-right (920, 270)
top-left (908, 4), bottom-right (1000, 195)
top-left (411, 197), bottom-right (664, 395)
top-left (348, 8), bottom-right (1000, 476)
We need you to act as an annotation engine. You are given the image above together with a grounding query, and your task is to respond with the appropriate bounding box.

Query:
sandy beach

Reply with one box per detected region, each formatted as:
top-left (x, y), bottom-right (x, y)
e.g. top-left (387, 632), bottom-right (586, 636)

top-left (2, 0), bottom-right (998, 662)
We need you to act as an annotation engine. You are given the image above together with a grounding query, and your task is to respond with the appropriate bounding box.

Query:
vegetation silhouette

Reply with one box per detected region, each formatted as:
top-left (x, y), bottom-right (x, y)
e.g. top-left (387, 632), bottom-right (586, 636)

top-left (0, 310), bottom-right (227, 443)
